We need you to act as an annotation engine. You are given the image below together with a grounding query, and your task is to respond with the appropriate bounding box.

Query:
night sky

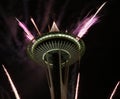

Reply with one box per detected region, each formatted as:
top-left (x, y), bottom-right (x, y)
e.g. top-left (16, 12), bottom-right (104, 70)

top-left (0, 0), bottom-right (117, 99)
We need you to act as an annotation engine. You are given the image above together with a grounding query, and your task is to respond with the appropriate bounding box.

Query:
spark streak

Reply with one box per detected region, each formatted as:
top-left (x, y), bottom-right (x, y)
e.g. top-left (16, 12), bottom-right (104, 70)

top-left (30, 18), bottom-right (41, 35)
top-left (2, 64), bottom-right (21, 99)
top-left (109, 81), bottom-right (120, 99)
top-left (16, 18), bottom-right (35, 41)
top-left (75, 73), bottom-right (80, 99)
top-left (76, 2), bottom-right (107, 40)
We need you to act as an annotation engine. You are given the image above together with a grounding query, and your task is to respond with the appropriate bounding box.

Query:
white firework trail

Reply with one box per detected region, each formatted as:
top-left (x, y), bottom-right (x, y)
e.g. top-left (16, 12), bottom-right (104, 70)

top-left (2, 64), bottom-right (21, 99)
top-left (109, 81), bottom-right (120, 99)
top-left (30, 17), bottom-right (41, 35)
top-left (75, 73), bottom-right (80, 99)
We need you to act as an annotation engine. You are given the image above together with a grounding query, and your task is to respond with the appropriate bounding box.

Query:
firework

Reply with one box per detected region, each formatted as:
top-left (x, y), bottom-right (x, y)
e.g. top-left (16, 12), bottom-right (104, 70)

top-left (109, 81), bottom-right (120, 99)
top-left (2, 65), bottom-right (21, 99)
top-left (76, 2), bottom-right (107, 40)
top-left (75, 73), bottom-right (80, 99)
top-left (30, 17), bottom-right (41, 35)
top-left (16, 18), bottom-right (35, 41)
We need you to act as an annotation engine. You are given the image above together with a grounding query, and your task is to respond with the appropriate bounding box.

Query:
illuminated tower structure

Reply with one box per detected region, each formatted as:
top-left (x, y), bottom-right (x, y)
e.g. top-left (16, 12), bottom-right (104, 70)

top-left (15, 3), bottom-right (107, 98)
top-left (0, 2), bottom-right (107, 99)
top-left (27, 23), bottom-right (85, 99)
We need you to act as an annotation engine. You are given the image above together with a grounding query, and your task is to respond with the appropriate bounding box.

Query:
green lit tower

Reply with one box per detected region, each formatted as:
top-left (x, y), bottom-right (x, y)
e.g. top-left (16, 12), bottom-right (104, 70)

top-left (16, 19), bottom-right (85, 99)
top-left (26, 22), bottom-right (85, 99)
top-left (3, 2), bottom-right (107, 99)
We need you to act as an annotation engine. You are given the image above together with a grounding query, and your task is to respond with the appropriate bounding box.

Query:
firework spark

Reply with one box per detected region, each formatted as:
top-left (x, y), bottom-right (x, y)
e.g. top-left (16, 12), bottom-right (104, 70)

top-left (75, 73), bottom-right (80, 99)
top-left (2, 64), bottom-right (21, 99)
top-left (109, 81), bottom-right (120, 99)
top-left (75, 2), bottom-right (107, 40)
top-left (30, 17), bottom-right (41, 35)
top-left (16, 18), bottom-right (35, 41)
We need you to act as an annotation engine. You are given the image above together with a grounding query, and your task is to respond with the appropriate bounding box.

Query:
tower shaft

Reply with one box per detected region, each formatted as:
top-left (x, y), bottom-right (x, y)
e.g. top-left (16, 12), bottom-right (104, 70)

top-left (46, 50), bottom-right (69, 99)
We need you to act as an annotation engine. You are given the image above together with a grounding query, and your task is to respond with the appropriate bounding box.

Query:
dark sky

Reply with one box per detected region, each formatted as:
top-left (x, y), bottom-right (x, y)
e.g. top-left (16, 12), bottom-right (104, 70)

top-left (0, 0), bottom-right (117, 99)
